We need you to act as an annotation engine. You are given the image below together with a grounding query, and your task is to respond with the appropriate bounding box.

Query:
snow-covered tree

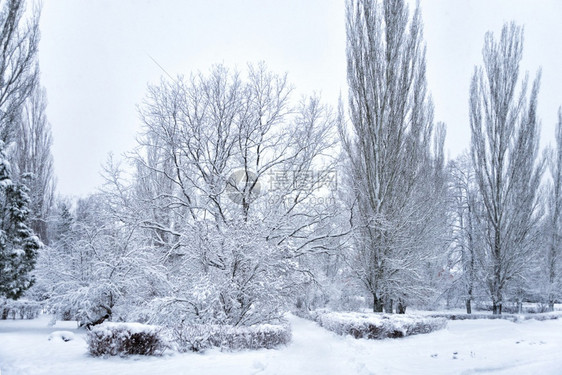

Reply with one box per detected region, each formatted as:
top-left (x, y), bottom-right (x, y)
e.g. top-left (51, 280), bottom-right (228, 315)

top-left (0, 0), bottom-right (39, 144)
top-left (469, 22), bottom-right (544, 314)
top-left (36, 194), bottom-right (166, 326)
top-left (13, 85), bottom-right (55, 244)
top-left (341, 0), bottom-right (446, 312)
top-left (0, 144), bottom-right (40, 299)
top-left (102, 63), bottom-right (342, 326)
top-left (0, 0), bottom-right (45, 301)
top-left (449, 154), bottom-right (484, 313)
top-left (541, 108), bottom-right (562, 311)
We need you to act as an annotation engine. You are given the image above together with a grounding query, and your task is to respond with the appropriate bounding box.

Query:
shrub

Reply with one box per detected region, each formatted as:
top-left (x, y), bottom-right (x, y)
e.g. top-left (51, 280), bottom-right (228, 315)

top-left (87, 322), bottom-right (165, 356)
top-left (429, 313), bottom-right (519, 322)
top-left (214, 324), bottom-right (292, 350)
top-left (526, 303), bottom-right (551, 314)
top-left (171, 323), bottom-right (212, 352)
top-left (316, 312), bottom-right (447, 340)
top-left (521, 312), bottom-right (562, 321)
top-left (429, 311), bottom-right (562, 322)
top-left (0, 299), bottom-right (42, 320)
top-left (172, 323), bottom-right (291, 352)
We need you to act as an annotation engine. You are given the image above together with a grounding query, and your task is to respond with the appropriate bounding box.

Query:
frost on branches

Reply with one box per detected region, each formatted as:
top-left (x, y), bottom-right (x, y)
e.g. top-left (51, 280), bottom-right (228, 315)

top-left (117, 64), bottom-right (341, 328)
top-left (37, 64), bottom-right (341, 330)
top-left (341, 0), bottom-right (450, 313)
top-left (150, 221), bottom-right (299, 328)
top-left (35, 195), bottom-right (167, 327)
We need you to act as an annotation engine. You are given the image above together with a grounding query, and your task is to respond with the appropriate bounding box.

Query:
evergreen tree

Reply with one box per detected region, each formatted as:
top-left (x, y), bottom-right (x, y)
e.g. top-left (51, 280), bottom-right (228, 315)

top-left (0, 144), bottom-right (41, 299)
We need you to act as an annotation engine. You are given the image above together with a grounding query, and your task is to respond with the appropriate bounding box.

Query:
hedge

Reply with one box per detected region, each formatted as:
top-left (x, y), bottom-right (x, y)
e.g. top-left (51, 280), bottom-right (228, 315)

top-left (87, 322), bottom-right (165, 356)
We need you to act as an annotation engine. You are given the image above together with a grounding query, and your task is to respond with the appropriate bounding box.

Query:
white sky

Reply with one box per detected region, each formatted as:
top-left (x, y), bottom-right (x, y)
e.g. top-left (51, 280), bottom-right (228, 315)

top-left (38, 0), bottom-right (562, 197)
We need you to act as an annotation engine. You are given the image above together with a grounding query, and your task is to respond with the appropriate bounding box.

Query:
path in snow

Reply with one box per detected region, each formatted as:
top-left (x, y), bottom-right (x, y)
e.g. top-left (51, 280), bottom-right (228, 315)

top-left (253, 314), bottom-right (373, 374)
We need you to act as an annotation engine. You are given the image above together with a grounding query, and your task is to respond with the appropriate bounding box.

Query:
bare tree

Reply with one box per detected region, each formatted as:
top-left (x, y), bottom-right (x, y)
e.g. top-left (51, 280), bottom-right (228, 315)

top-left (341, 0), bottom-right (443, 312)
top-left (0, 0), bottom-right (39, 143)
top-left (101, 63), bottom-right (342, 325)
top-left (542, 108), bottom-right (562, 311)
top-left (449, 154), bottom-right (482, 314)
top-left (13, 85), bottom-right (55, 243)
top-left (469, 22), bottom-right (544, 314)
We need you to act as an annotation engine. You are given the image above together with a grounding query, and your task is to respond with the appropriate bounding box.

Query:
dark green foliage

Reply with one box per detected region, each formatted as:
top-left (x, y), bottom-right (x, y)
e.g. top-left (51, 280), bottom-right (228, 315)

top-left (0, 147), bottom-right (41, 299)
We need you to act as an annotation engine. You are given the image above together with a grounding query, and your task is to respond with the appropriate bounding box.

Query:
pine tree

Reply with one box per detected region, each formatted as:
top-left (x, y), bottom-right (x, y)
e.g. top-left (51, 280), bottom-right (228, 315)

top-left (0, 145), bottom-right (41, 299)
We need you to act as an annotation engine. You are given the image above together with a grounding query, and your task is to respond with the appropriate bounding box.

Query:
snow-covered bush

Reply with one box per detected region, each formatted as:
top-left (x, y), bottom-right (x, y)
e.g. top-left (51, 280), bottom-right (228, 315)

top-left (171, 323), bottom-right (211, 352)
top-left (216, 324), bottom-right (292, 350)
top-left (316, 312), bottom-right (447, 339)
top-left (0, 298), bottom-right (42, 319)
top-left (149, 222), bottom-right (300, 329)
top-left (429, 313), bottom-right (519, 322)
top-left (429, 312), bottom-right (562, 322)
top-left (523, 312), bottom-right (562, 321)
top-left (171, 323), bottom-right (291, 352)
top-left (37, 196), bottom-right (168, 328)
top-left (87, 322), bottom-right (165, 356)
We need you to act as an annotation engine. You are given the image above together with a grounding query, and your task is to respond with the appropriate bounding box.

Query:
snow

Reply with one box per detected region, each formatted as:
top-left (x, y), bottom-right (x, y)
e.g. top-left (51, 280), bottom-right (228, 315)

top-left (47, 331), bottom-right (75, 342)
top-left (1, 313), bottom-right (561, 374)
top-left (93, 322), bottom-right (160, 335)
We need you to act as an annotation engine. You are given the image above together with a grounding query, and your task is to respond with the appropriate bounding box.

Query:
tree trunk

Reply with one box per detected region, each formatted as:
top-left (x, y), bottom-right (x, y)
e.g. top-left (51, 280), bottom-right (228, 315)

top-left (384, 297), bottom-right (393, 314)
top-left (517, 301), bottom-right (523, 314)
top-left (373, 293), bottom-right (383, 313)
top-left (492, 286), bottom-right (503, 315)
top-left (397, 300), bottom-right (406, 314)
top-left (492, 301), bottom-right (502, 315)
top-left (466, 298), bottom-right (472, 314)
top-left (548, 301), bottom-right (555, 312)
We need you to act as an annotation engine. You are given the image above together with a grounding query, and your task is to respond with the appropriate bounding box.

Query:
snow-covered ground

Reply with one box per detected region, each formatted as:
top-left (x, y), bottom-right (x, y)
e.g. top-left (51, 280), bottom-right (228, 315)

top-left (1, 313), bottom-right (561, 375)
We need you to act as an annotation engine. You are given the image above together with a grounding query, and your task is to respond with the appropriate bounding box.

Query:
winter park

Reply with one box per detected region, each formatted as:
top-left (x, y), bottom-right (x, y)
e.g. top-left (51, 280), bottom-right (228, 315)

top-left (1, 0), bottom-right (562, 374)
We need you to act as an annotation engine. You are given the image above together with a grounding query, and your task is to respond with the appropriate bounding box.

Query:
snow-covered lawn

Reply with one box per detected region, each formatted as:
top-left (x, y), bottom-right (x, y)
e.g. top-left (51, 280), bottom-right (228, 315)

top-left (1, 314), bottom-right (561, 375)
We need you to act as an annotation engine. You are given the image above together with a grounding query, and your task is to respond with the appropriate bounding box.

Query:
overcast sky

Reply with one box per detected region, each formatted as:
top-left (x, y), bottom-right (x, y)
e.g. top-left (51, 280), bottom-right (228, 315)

top-left (38, 0), bottom-right (562, 197)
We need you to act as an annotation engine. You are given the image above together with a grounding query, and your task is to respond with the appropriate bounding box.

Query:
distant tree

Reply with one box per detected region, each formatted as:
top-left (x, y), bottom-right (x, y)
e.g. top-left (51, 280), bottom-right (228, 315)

top-left (13, 85), bottom-right (55, 244)
top-left (449, 154), bottom-right (482, 314)
top-left (542, 108), bottom-right (562, 311)
top-left (0, 144), bottom-right (40, 299)
top-left (469, 22), bottom-right (543, 314)
top-left (341, 0), bottom-right (444, 312)
top-left (49, 200), bottom-right (73, 248)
